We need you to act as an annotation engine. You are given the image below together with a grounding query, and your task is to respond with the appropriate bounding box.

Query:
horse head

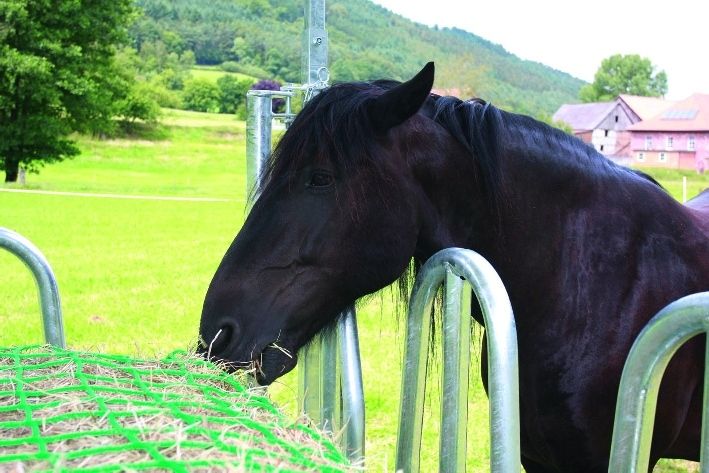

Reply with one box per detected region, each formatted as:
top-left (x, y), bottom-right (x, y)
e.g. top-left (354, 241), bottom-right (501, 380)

top-left (198, 63), bottom-right (471, 384)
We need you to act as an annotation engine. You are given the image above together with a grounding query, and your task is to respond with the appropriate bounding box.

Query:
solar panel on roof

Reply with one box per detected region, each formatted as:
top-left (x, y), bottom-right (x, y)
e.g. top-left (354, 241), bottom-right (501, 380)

top-left (661, 109), bottom-right (698, 120)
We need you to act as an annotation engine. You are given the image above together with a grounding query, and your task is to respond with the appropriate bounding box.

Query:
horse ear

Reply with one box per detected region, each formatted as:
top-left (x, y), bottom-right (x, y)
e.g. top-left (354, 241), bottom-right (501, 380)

top-left (368, 62), bottom-right (434, 133)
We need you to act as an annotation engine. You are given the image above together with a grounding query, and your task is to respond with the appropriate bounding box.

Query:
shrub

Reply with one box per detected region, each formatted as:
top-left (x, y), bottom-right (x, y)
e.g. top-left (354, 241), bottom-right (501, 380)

top-left (115, 84), bottom-right (161, 125)
top-left (144, 79), bottom-right (182, 109)
top-left (220, 61), bottom-right (241, 73)
top-left (182, 79), bottom-right (221, 113)
top-left (157, 68), bottom-right (189, 91)
top-left (217, 75), bottom-right (253, 114)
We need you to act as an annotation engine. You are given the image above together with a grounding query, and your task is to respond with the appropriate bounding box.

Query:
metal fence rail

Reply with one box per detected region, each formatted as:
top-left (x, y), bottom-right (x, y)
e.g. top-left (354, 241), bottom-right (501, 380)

top-left (609, 291), bottom-right (709, 472)
top-left (0, 227), bottom-right (65, 348)
top-left (396, 248), bottom-right (520, 473)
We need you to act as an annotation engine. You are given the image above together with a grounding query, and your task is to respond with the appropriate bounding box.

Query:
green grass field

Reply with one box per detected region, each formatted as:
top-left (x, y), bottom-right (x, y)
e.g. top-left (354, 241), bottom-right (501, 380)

top-left (1, 110), bottom-right (705, 472)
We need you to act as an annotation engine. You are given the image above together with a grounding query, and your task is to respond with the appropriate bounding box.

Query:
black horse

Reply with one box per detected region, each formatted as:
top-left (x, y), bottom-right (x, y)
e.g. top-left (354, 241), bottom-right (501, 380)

top-left (199, 63), bottom-right (709, 472)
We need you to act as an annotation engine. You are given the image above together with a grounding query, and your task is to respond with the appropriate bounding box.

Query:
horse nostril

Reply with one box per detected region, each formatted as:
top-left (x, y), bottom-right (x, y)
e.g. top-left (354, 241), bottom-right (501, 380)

top-left (205, 323), bottom-right (235, 356)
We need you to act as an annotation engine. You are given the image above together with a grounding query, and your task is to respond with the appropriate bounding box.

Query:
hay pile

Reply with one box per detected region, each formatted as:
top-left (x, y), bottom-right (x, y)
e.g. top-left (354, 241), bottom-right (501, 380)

top-left (0, 345), bottom-right (352, 472)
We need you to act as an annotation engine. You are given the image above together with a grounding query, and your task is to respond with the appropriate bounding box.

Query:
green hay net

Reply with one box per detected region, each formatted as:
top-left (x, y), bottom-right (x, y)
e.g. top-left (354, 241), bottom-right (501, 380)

top-left (0, 345), bottom-right (351, 472)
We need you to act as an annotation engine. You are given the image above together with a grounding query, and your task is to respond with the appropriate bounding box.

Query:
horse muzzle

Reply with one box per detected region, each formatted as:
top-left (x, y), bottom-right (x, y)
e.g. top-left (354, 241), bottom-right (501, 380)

top-left (253, 343), bottom-right (299, 385)
top-left (196, 330), bottom-right (298, 386)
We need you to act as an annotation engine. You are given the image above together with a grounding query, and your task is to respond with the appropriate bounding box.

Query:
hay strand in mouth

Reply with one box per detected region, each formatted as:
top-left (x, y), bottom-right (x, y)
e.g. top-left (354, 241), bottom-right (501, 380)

top-left (268, 342), bottom-right (293, 359)
top-left (0, 345), bottom-right (354, 471)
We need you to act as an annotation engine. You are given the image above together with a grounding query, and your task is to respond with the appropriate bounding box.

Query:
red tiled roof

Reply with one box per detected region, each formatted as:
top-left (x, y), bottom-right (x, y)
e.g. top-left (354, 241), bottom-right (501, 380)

top-left (628, 94), bottom-right (709, 132)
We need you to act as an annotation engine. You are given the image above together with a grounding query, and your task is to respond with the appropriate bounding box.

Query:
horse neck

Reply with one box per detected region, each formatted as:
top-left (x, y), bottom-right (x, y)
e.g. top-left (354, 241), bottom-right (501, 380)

top-left (419, 116), bottom-right (671, 302)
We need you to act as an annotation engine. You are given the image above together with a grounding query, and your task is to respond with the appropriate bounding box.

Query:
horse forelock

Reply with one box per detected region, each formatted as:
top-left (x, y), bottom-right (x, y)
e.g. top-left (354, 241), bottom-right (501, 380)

top-left (258, 82), bottom-right (393, 199)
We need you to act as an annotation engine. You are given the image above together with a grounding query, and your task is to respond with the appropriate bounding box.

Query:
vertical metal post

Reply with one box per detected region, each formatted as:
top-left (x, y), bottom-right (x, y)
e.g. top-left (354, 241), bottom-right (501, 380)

top-left (396, 248), bottom-right (520, 473)
top-left (397, 264), bottom-right (440, 473)
top-left (243, 0), bottom-right (364, 462)
top-left (321, 322), bottom-right (340, 430)
top-left (297, 0), bottom-right (329, 433)
top-left (608, 292), bottom-right (709, 472)
top-left (0, 227), bottom-right (65, 348)
top-left (440, 265), bottom-right (472, 472)
top-left (338, 306), bottom-right (366, 461)
top-left (297, 0), bottom-right (364, 465)
top-left (703, 336), bottom-right (709, 472)
top-left (302, 0), bottom-right (329, 86)
top-left (245, 91), bottom-right (274, 200)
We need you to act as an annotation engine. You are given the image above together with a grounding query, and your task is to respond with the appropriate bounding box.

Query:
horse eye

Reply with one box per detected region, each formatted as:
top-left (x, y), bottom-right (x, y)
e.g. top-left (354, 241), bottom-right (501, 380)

top-left (307, 172), bottom-right (333, 188)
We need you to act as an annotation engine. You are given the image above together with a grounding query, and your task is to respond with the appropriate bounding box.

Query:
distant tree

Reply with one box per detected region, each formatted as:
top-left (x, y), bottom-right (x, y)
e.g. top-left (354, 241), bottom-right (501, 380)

top-left (580, 54), bottom-right (667, 103)
top-left (217, 76), bottom-right (253, 114)
top-left (232, 37), bottom-right (249, 62)
top-left (0, 0), bottom-right (134, 182)
top-left (182, 79), bottom-right (221, 113)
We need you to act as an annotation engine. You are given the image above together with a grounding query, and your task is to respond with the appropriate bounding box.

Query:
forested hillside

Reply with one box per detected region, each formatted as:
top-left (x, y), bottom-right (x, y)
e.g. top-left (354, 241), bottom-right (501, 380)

top-left (130, 0), bottom-right (583, 117)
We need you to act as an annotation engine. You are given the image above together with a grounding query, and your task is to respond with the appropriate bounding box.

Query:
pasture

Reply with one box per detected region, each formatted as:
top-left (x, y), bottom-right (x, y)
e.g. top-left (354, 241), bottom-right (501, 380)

top-left (1, 109), bottom-right (705, 472)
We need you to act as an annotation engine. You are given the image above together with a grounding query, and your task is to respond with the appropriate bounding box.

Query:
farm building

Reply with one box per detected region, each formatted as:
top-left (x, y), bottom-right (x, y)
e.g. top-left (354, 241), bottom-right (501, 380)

top-left (552, 95), bottom-right (673, 164)
top-left (552, 100), bottom-right (635, 159)
top-left (627, 93), bottom-right (709, 171)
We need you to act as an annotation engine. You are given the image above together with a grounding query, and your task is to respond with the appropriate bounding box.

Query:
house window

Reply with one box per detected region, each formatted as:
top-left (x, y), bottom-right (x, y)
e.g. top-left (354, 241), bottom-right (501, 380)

top-left (600, 145), bottom-right (605, 151)
top-left (614, 115), bottom-right (619, 123)
top-left (637, 152), bottom-right (645, 162)
top-left (688, 136), bottom-right (695, 151)
top-left (644, 136), bottom-right (652, 150)
top-left (604, 130), bottom-right (609, 137)
top-left (659, 152), bottom-right (667, 162)
top-left (666, 136), bottom-right (673, 150)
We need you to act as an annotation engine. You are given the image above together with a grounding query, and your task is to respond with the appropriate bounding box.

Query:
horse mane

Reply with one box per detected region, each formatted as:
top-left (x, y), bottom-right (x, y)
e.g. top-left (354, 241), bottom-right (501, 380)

top-left (426, 95), bottom-right (509, 227)
top-left (260, 78), bottom-right (662, 203)
top-left (427, 95), bottom-right (664, 209)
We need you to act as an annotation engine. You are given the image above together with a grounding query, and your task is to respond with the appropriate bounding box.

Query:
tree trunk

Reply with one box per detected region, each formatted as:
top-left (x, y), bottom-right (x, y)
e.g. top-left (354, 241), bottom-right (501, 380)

top-left (4, 157), bottom-right (19, 182)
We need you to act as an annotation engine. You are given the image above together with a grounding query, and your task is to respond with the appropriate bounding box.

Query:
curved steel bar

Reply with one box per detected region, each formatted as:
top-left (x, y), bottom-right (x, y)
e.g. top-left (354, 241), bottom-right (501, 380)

top-left (0, 227), bottom-right (65, 347)
top-left (396, 248), bottom-right (520, 473)
top-left (608, 292), bottom-right (709, 473)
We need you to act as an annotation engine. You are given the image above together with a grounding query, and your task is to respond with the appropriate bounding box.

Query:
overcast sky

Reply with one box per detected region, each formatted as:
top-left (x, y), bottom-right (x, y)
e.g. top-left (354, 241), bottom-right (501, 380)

top-left (370, 0), bottom-right (708, 100)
